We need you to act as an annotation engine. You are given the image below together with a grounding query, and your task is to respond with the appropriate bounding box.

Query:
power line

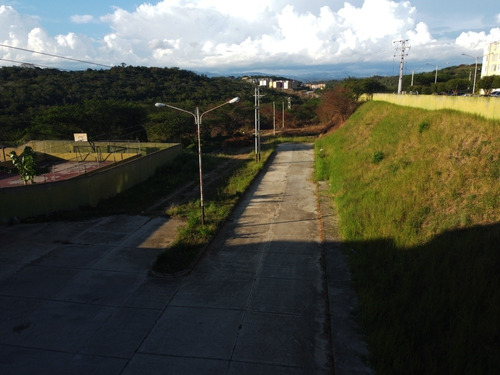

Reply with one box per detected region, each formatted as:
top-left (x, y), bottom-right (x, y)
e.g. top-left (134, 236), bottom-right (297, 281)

top-left (0, 43), bottom-right (113, 68)
top-left (0, 57), bottom-right (67, 70)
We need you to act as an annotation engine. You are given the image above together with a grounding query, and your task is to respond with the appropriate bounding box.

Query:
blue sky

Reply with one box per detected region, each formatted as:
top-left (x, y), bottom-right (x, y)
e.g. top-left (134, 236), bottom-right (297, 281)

top-left (1, 0), bottom-right (499, 79)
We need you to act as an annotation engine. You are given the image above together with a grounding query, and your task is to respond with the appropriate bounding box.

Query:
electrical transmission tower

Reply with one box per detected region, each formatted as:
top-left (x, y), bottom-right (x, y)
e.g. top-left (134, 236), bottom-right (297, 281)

top-left (393, 39), bottom-right (410, 94)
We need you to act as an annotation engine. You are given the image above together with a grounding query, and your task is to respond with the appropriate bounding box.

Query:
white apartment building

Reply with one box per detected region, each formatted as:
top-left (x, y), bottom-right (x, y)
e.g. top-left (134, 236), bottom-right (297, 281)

top-left (255, 78), bottom-right (298, 90)
top-left (481, 40), bottom-right (500, 78)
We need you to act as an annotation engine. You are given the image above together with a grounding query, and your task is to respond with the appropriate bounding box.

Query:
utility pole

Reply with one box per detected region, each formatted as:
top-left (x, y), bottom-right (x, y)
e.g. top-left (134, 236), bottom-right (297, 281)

top-left (394, 39), bottom-right (410, 94)
top-left (282, 101), bottom-right (285, 128)
top-left (273, 101), bottom-right (276, 137)
top-left (254, 86), bottom-right (264, 162)
top-left (462, 53), bottom-right (478, 94)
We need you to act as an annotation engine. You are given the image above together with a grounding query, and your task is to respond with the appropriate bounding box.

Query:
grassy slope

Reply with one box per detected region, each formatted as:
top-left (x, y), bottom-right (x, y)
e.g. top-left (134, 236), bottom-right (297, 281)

top-left (315, 101), bottom-right (500, 374)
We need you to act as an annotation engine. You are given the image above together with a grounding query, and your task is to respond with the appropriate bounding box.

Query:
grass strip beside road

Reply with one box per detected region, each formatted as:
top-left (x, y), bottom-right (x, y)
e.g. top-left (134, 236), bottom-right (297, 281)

top-left (152, 147), bottom-right (274, 274)
top-left (315, 100), bottom-right (500, 374)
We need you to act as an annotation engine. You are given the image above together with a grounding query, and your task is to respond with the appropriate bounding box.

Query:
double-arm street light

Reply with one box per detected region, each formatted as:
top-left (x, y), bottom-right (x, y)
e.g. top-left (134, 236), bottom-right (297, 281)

top-left (155, 97), bottom-right (240, 225)
top-left (462, 53), bottom-right (478, 94)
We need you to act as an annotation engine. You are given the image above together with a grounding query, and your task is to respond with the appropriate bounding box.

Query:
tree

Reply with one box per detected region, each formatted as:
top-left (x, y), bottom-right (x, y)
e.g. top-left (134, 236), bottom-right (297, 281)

top-left (9, 146), bottom-right (38, 185)
top-left (317, 86), bottom-right (359, 125)
top-left (445, 78), bottom-right (470, 95)
top-left (342, 77), bottom-right (364, 100)
top-left (362, 78), bottom-right (388, 98)
top-left (478, 75), bottom-right (500, 95)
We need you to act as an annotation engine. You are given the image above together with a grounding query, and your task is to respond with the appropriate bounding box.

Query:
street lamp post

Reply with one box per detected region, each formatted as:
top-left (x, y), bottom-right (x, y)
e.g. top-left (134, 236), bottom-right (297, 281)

top-left (155, 97), bottom-right (240, 225)
top-left (462, 53), bottom-right (478, 94)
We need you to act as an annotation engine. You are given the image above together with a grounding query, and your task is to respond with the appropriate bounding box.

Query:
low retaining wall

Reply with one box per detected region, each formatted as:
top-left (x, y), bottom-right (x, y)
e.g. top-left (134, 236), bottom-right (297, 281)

top-left (0, 143), bottom-right (181, 222)
top-left (372, 93), bottom-right (500, 120)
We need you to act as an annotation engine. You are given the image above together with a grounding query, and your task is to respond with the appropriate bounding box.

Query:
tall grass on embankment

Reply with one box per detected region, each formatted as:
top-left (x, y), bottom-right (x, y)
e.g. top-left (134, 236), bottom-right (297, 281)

top-left (315, 100), bottom-right (499, 374)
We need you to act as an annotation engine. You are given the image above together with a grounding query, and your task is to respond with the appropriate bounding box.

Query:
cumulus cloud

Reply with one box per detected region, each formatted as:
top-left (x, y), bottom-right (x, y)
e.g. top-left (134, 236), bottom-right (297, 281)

top-left (1, 5), bottom-right (100, 66)
top-left (456, 28), bottom-right (500, 52)
top-left (0, 1), bottom-right (497, 76)
top-left (97, 0), bottom-right (436, 68)
top-left (0, 5), bottom-right (40, 45)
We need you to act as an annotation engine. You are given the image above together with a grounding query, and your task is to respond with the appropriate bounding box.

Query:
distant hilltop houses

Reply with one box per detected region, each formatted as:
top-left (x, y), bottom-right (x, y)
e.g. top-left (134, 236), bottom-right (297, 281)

top-left (481, 40), bottom-right (500, 78)
top-left (258, 77), bottom-right (299, 90)
top-left (242, 76), bottom-right (301, 90)
top-left (242, 76), bottom-right (326, 92)
top-left (305, 83), bottom-right (327, 91)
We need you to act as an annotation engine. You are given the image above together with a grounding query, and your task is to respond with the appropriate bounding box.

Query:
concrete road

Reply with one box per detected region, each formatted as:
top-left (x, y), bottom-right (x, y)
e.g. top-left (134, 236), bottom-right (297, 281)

top-left (0, 143), bottom-right (371, 374)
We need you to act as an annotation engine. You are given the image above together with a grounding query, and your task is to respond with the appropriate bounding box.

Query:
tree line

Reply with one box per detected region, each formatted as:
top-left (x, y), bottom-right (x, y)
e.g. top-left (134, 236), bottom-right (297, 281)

top-left (2, 63), bottom-right (496, 147)
top-left (0, 66), bottom-right (317, 146)
top-left (370, 64), bottom-right (500, 95)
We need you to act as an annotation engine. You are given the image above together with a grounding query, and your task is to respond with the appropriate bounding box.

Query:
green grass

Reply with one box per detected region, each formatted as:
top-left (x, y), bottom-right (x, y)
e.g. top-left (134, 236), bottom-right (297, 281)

top-left (152, 146), bottom-right (274, 274)
top-left (315, 100), bottom-right (500, 374)
top-left (274, 135), bottom-right (318, 143)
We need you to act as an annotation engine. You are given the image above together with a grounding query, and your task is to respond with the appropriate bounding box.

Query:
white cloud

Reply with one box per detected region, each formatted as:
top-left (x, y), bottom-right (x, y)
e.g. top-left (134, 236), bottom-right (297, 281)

top-left (0, 5), bottom-right (40, 45)
top-left (456, 28), bottom-right (500, 52)
top-left (0, 5), bottom-right (100, 66)
top-left (0, 1), bottom-right (498, 76)
top-left (96, 0), bottom-right (432, 67)
top-left (195, 0), bottom-right (272, 20)
top-left (70, 15), bottom-right (94, 24)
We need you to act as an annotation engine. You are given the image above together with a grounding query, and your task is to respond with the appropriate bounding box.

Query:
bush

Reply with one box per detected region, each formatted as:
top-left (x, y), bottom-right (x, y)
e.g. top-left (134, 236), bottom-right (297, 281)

top-left (372, 151), bottom-right (384, 164)
top-left (418, 120), bottom-right (430, 133)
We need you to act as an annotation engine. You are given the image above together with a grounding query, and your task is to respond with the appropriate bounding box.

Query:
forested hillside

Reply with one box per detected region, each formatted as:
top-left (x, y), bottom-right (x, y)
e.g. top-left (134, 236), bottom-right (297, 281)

top-left (0, 66), bottom-right (316, 145)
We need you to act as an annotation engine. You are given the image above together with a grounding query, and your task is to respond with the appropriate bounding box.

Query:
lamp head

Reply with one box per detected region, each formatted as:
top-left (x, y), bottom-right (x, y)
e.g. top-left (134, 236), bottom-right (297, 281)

top-left (155, 103), bottom-right (166, 107)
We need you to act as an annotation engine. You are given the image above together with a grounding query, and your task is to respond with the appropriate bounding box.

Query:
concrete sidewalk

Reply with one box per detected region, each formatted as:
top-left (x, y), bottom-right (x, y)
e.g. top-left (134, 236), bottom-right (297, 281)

top-left (0, 143), bottom-right (371, 374)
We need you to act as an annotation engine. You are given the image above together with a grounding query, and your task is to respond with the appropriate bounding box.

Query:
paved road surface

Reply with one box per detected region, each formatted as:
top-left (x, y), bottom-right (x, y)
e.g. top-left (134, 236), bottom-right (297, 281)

top-left (0, 143), bottom-right (371, 374)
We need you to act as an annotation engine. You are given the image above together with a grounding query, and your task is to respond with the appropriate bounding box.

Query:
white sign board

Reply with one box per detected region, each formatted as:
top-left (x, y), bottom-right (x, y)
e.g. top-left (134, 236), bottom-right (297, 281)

top-left (74, 133), bottom-right (88, 142)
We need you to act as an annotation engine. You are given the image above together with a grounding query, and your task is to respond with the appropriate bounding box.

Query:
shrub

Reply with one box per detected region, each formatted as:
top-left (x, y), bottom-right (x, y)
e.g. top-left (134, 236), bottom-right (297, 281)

top-left (418, 120), bottom-right (430, 133)
top-left (372, 151), bottom-right (384, 164)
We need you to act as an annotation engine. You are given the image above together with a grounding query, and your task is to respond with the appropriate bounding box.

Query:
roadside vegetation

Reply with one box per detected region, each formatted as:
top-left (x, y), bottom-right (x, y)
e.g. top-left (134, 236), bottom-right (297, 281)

top-left (150, 134), bottom-right (318, 274)
top-left (315, 100), bottom-right (500, 374)
top-left (152, 145), bottom-right (274, 274)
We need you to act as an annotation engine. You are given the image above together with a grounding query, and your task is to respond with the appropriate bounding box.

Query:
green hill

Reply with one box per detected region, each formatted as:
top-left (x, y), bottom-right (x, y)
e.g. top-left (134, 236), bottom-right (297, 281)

top-left (315, 101), bottom-right (500, 374)
top-left (0, 66), bottom-right (314, 145)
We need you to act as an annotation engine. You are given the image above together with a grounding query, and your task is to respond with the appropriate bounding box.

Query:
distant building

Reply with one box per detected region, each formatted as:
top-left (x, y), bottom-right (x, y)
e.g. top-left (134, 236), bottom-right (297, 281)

top-left (271, 80), bottom-right (284, 89)
top-left (305, 83), bottom-right (326, 91)
top-left (481, 41), bottom-right (500, 78)
top-left (259, 78), bottom-right (271, 87)
top-left (243, 77), bottom-right (300, 90)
